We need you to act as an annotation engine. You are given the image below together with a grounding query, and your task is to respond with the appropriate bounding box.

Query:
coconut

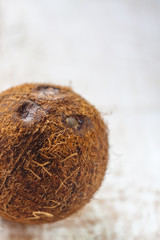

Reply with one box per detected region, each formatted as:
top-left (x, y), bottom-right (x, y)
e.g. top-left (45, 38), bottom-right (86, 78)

top-left (0, 83), bottom-right (108, 224)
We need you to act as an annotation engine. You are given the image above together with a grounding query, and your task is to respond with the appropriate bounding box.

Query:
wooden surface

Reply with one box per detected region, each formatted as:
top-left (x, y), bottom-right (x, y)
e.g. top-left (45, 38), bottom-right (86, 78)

top-left (0, 0), bottom-right (160, 239)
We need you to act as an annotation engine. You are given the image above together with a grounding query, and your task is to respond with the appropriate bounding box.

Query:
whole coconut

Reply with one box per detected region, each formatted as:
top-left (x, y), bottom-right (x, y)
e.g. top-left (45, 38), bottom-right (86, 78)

top-left (0, 83), bottom-right (108, 224)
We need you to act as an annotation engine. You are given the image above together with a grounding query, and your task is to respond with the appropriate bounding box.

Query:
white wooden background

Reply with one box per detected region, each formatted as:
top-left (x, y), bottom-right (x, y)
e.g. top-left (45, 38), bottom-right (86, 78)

top-left (0, 0), bottom-right (160, 239)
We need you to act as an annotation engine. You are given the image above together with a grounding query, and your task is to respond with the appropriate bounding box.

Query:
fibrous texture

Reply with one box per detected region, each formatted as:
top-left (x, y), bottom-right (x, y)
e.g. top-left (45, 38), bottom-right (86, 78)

top-left (0, 83), bottom-right (108, 224)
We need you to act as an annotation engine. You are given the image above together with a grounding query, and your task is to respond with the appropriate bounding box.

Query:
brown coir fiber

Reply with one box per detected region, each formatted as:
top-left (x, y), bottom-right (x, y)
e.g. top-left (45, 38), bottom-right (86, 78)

top-left (0, 83), bottom-right (108, 224)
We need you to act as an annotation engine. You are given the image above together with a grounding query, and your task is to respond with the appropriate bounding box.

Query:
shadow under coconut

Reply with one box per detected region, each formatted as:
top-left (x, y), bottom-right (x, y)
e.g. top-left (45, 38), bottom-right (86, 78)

top-left (0, 218), bottom-right (43, 240)
top-left (0, 199), bottom-right (111, 240)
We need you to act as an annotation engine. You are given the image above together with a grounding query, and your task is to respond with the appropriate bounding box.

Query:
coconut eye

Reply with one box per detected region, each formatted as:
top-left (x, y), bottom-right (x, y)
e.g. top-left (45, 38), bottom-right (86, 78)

top-left (66, 117), bottom-right (80, 129)
top-left (36, 86), bottom-right (60, 95)
top-left (17, 100), bottom-right (41, 122)
top-left (65, 115), bottom-right (85, 131)
top-left (64, 114), bottom-right (93, 135)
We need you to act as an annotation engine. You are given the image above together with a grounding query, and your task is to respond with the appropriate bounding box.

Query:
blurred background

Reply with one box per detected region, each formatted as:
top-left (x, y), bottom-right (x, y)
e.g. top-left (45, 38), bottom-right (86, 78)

top-left (0, 0), bottom-right (160, 239)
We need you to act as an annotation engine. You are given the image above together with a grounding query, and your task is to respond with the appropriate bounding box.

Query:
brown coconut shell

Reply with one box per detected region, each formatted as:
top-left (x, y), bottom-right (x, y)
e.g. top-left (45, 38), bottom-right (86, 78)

top-left (0, 83), bottom-right (108, 224)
